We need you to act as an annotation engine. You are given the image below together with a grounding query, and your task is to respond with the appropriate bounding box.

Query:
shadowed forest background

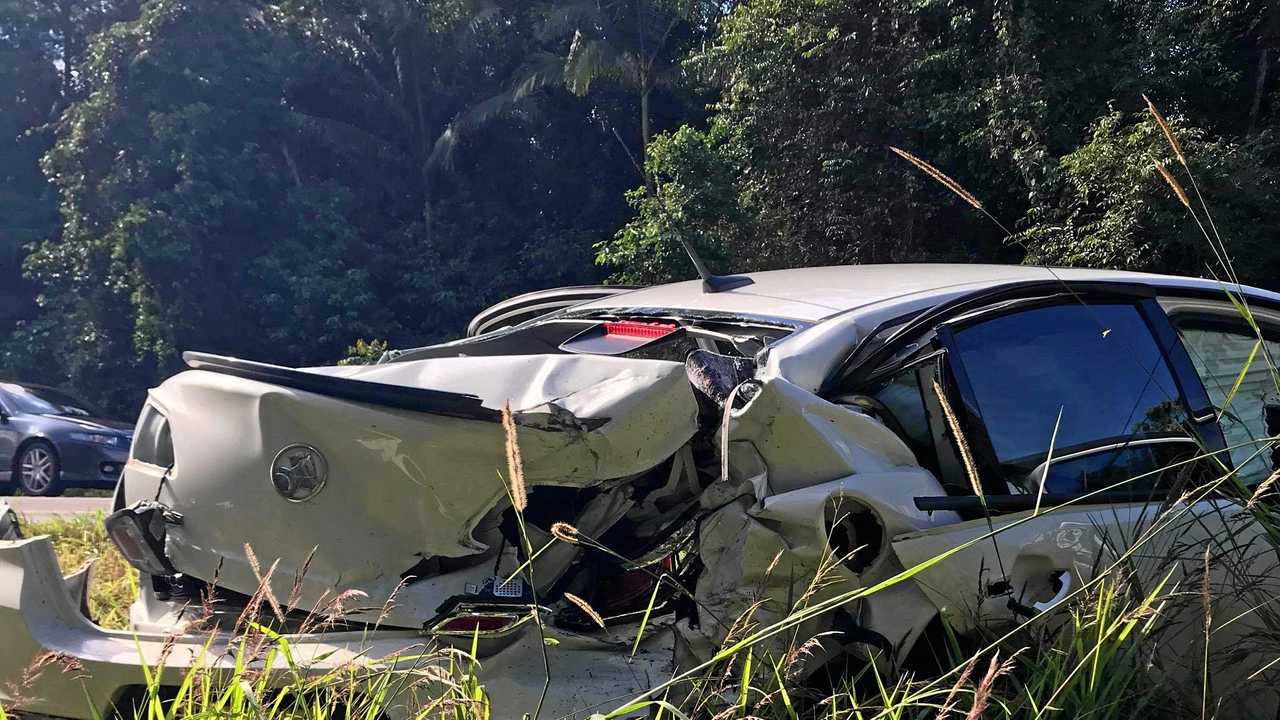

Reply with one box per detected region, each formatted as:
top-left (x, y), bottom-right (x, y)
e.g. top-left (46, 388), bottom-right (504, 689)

top-left (1, 0), bottom-right (1279, 415)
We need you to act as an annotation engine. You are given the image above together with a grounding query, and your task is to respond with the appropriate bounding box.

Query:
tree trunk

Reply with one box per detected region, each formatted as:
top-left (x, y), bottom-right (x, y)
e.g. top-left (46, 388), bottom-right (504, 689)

top-left (1250, 48), bottom-right (1271, 134)
top-left (640, 84), bottom-right (653, 193)
top-left (57, 0), bottom-right (74, 100)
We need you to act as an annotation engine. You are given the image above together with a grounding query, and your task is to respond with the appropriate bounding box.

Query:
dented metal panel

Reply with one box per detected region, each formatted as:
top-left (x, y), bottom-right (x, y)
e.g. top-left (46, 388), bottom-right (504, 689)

top-left (120, 354), bottom-right (699, 627)
top-left (676, 376), bottom-right (959, 670)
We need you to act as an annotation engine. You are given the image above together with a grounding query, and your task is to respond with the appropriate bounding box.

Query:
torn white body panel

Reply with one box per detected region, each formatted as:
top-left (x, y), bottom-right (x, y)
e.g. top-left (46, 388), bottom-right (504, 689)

top-left (120, 354), bottom-right (698, 627)
top-left (678, 377), bottom-right (960, 668)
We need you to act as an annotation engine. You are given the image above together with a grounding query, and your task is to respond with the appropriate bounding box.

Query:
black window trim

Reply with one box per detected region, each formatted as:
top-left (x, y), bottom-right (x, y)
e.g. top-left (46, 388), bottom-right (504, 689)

top-left (829, 283), bottom-right (1233, 512)
top-left (825, 280), bottom-right (1165, 395)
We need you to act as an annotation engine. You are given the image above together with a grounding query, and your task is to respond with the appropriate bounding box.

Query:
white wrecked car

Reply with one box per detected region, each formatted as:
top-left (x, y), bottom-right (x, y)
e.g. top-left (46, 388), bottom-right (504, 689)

top-left (4, 263), bottom-right (1280, 717)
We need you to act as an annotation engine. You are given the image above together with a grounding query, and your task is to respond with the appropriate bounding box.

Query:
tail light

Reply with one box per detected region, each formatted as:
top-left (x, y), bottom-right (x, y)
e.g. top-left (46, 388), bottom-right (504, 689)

top-left (429, 608), bottom-right (532, 636)
top-left (105, 501), bottom-right (180, 576)
top-left (561, 320), bottom-right (681, 355)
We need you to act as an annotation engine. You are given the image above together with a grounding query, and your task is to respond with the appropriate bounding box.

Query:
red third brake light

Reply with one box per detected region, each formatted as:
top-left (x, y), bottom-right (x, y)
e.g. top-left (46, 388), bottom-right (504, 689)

top-left (603, 320), bottom-right (677, 339)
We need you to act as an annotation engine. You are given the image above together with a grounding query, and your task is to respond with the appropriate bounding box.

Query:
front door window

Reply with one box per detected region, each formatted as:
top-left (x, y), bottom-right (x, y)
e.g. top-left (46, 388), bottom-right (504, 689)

top-left (947, 303), bottom-right (1195, 494)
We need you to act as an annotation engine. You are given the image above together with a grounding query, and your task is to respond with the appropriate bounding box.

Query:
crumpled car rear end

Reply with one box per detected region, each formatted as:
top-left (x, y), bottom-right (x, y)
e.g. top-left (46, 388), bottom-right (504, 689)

top-left (2, 338), bottom-right (967, 717)
top-left (118, 352), bottom-right (700, 628)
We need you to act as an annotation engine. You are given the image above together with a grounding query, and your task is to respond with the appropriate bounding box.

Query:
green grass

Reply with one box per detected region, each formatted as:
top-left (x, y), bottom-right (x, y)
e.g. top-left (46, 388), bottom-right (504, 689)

top-left (21, 511), bottom-right (137, 630)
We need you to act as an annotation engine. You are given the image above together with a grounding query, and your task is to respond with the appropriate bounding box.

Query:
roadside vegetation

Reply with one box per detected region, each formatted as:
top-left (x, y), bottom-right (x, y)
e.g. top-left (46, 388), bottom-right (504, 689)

top-left (21, 513), bottom-right (136, 630)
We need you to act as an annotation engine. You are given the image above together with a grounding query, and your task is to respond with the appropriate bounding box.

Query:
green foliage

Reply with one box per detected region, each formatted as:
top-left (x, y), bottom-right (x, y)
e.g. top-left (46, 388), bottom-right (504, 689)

top-left (601, 0), bottom-right (1280, 283)
top-left (1019, 111), bottom-right (1280, 285)
top-left (2, 0), bottom-right (663, 414)
top-left (597, 125), bottom-right (743, 283)
top-left (339, 338), bottom-right (390, 366)
top-left (0, 0), bottom-right (139, 338)
top-left (0, 0), bottom-right (1278, 412)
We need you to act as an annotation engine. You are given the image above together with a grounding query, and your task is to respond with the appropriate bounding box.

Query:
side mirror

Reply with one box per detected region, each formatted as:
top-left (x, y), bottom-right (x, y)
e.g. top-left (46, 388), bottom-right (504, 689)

top-left (0, 408), bottom-right (8, 424)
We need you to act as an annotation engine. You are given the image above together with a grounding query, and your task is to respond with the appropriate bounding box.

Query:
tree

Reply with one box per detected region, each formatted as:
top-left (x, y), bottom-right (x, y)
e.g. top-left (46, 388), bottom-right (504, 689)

top-left (547, 0), bottom-right (727, 188)
top-left (1018, 111), bottom-right (1280, 287)
top-left (14, 0), bottom-right (648, 412)
top-left (600, 0), bottom-right (1280, 285)
top-left (22, 0), bottom-right (384, 411)
top-left (0, 0), bottom-right (139, 341)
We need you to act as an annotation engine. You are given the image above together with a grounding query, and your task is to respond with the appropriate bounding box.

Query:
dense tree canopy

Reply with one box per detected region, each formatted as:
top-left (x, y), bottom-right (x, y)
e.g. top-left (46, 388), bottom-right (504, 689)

top-left (0, 0), bottom-right (1277, 414)
top-left (600, 0), bottom-right (1280, 283)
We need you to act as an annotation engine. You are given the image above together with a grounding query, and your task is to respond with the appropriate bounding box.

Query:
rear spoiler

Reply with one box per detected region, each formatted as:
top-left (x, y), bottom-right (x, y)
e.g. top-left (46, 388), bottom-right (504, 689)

top-left (182, 352), bottom-right (502, 422)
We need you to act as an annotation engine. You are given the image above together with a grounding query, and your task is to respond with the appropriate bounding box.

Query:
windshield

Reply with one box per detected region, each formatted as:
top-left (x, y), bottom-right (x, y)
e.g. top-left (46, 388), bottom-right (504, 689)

top-left (1, 383), bottom-right (100, 417)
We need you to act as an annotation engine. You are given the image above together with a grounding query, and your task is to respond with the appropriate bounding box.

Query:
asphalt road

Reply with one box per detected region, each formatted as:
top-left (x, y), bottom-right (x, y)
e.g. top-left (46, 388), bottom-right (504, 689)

top-left (5, 496), bottom-right (113, 523)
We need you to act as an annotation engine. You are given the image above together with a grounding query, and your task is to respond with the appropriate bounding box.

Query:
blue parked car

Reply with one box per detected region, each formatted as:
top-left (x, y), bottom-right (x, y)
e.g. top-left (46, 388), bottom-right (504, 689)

top-left (0, 382), bottom-right (133, 496)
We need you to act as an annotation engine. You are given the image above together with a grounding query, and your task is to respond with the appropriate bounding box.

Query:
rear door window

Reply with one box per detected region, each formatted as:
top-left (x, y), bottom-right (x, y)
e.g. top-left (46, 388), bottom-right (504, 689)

top-left (866, 364), bottom-right (941, 477)
top-left (947, 303), bottom-right (1195, 494)
top-left (1177, 322), bottom-right (1280, 485)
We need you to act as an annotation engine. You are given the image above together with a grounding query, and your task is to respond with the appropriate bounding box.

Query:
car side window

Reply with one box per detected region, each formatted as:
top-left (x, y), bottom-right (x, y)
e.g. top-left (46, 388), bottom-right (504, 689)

top-left (947, 303), bottom-right (1194, 494)
top-left (1037, 440), bottom-right (1211, 495)
top-left (866, 364), bottom-right (941, 477)
top-left (1177, 321), bottom-right (1280, 486)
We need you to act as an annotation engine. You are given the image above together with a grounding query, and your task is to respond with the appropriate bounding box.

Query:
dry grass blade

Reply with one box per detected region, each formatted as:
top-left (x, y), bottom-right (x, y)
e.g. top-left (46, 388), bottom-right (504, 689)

top-left (563, 592), bottom-right (605, 628)
top-left (244, 543), bottom-right (285, 624)
top-left (1155, 159), bottom-right (1192, 209)
top-left (1144, 94), bottom-right (1186, 166)
top-left (1201, 546), bottom-right (1213, 720)
top-left (1246, 470), bottom-right (1280, 509)
top-left (936, 652), bottom-right (979, 719)
top-left (933, 380), bottom-right (984, 498)
top-left (550, 521), bottom-right (580, 544)
top-left (288, 544), bottom-right (318, 609)
top-left (763, 548), bottom-right (784, 579)
top-left (890, 146), bottom-right (984, 211)
top-left (501, 400), bottom-right (528, 511)
top-left (965, 651), bottom-right (1017, 720)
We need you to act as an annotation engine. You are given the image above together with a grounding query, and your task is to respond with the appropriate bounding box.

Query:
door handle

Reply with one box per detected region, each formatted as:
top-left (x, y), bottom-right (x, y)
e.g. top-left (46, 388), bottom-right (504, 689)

top-left (1032, 571), bottom-right (1072, 613)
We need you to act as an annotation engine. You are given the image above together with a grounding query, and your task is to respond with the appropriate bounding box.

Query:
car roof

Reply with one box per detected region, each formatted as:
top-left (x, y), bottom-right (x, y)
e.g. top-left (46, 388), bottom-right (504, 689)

top-left (573, 263), bottom-right (1280, 323)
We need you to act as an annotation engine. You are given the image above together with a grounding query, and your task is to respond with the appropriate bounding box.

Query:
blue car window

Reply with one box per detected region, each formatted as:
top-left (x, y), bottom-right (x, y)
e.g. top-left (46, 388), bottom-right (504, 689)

top-left (0, 384), bottom-right (61, 415)
top-left (950, 303), bottom-right (1192, 492)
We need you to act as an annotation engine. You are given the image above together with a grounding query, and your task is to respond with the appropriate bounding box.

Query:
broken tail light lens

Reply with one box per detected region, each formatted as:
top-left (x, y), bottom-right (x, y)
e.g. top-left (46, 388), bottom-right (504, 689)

top-left (105, 503), bottom-right (177, 577)
top-left (603, 320), bottom-right (678, 339)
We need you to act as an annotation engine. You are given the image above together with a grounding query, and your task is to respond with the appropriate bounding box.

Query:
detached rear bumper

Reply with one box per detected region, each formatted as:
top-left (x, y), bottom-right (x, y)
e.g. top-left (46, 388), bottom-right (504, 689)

top-left (0, 536), bottom-right (427, 718)
top-left (0, 536), bottom-right (669, 719)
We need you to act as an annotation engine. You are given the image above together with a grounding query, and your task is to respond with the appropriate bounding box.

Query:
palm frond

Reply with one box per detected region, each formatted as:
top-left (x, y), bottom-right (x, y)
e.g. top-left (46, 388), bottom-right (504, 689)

top-left (428, 89), bottom-right (517, 170)
top-left (513, 52), bottom-right (567, 101)
top-left (565, 32), bottom-right (625, 96)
